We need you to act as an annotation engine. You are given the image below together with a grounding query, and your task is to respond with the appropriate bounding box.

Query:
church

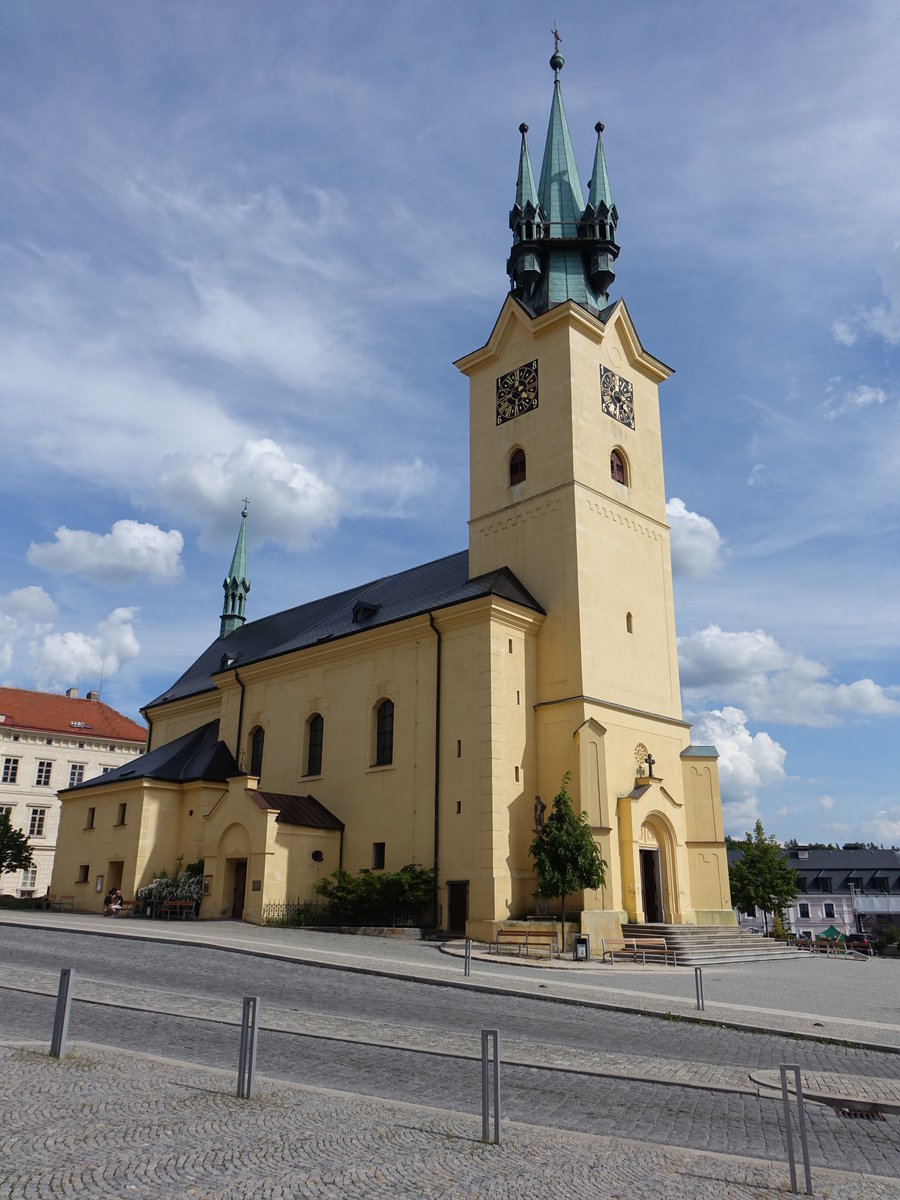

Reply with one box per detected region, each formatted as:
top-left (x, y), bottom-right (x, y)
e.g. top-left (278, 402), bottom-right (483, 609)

top-left (51, 49), bottom-right (734, 940)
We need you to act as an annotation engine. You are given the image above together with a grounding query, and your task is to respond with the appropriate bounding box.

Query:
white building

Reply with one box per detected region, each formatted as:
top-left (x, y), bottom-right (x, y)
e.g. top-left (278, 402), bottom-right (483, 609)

top-left (0, 687), bottom-right (146, 898)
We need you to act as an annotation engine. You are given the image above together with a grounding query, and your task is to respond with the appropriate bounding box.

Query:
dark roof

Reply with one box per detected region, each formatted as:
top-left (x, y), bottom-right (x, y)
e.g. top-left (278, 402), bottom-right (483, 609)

top-left (67, 720), bottom-right (236, 791)
top-left (251, 791), bottom-right (344, 830)
top-left (0, 686), bottom-right (146, 742)
top-left (148, 550), bottom-right (543, 708)
top-left (727, 845), bottom-right (900, 895)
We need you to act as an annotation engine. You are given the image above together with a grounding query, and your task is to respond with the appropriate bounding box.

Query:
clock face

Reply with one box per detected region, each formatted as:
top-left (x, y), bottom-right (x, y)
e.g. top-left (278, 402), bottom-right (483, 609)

top-left (600, 366), bottom-right (634, 429)
top-left (496, 359), bottom-right (539, 425)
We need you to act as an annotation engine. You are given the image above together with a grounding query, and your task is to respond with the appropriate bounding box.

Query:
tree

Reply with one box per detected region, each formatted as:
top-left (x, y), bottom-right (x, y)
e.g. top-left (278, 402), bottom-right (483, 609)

top-left (529, 773), bottom-right (606, 938)
top-left (0, 808), bottom-right (33, 877)
top-left (728, 820), bottom-right (797, 934)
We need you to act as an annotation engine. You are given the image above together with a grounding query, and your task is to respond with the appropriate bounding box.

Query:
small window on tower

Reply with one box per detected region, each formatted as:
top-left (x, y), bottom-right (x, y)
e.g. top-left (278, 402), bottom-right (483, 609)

top-left (509, 448), bottom-right (526, 486)
top-left (610, 450), bottom-right (627, 485)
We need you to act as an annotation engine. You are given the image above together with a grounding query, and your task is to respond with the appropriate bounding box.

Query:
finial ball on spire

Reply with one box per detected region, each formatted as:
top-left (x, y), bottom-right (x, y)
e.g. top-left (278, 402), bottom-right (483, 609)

top-left (519, 122), bottom-right (529, 136)
top-left (595, 121), bottom-right (605, 135)
top-left (550, 50), bottom-right (564, 72)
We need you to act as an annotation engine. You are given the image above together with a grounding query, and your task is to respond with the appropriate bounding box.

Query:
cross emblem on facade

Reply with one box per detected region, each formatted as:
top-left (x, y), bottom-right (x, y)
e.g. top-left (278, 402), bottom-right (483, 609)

top-left (645, 752), bottom-right (655, 779)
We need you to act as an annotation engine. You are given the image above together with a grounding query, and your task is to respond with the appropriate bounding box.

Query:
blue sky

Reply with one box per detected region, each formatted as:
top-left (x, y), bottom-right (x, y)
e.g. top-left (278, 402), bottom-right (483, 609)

top-left (1, 2), bottom-right (899, 846)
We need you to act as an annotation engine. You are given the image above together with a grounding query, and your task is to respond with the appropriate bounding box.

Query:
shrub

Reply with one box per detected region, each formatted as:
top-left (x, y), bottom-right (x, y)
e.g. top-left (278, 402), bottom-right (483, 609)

top-left (314, 863), bottom-right (433, 909)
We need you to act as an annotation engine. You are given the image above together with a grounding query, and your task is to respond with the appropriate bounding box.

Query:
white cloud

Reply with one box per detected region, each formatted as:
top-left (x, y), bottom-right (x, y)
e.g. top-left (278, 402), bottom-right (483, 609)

top-left (866, 807), bottom-right (900, 845)
top-left (156, 438), bottom-right (340, 551)
top-left (690, 706), bottom-right (787, 834)
top-left (832, 245), bottom-right (900, 348)
top-left (818, 794), bottom-right (836, 811)
top-left (824, 382), bottom-right (888, 420)
top-left (27, 521), bottom-right (183, 583)
top-left (29, 607), bottom-right (141, 691)
top-left (0, 586), bottom-right (58, 626)
top-left (666, 498), bottom-right (724, 577)
top-left (679, 624), bottom-right (900, 727)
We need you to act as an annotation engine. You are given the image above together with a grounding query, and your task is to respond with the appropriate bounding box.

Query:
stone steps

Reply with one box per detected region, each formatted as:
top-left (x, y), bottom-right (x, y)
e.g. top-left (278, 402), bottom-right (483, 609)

top-left (621, 923), bottom-right (800, 966)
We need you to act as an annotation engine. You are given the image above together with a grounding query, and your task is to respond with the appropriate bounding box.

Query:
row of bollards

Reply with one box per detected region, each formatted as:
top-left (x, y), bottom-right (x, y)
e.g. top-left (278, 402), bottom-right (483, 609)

top-left (47, 967), bottom-right (814, 1183)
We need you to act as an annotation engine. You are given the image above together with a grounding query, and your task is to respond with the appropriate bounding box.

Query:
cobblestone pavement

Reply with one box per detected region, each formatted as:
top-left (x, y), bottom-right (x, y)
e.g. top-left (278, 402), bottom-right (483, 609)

top-left (3, 1040), bottom-right (899, 1200)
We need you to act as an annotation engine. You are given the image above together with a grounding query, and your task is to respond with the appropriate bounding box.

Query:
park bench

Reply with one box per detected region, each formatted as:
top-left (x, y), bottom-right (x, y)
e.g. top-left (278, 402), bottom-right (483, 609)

top-left (492, 927), bottom-right (560, 959)
top-left (35, 895), bottom-right (75, 912)
top-left (601, 936), bottom-right (676, 965)
top-left (161, 899), bottom-right (196, 920)
top-left (114, 899), bottom-right (139, 917)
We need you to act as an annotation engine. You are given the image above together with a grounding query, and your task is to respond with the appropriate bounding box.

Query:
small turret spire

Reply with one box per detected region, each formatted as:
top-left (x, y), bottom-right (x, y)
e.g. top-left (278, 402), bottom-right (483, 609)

top-left (220, 501), bottom-right (250, 638)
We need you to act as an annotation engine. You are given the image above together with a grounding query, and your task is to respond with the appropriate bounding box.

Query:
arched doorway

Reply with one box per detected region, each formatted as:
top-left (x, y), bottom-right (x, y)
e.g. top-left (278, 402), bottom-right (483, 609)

top-left (639, 816), bottom-right (676, 924)
top-left (217, 822), bottom-right (251, 921)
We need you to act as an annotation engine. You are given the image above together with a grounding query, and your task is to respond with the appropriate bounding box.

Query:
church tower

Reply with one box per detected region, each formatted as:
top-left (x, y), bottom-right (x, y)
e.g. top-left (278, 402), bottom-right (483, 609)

top-left (456, 47), bottom-right (733, 930)
top-left (220, 503), bottom-right (250, 638)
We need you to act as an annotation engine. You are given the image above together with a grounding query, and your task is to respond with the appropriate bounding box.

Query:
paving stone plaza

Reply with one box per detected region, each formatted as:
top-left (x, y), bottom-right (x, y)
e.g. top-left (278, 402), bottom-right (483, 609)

top-left (2, 913), bottom-right (899, 1198)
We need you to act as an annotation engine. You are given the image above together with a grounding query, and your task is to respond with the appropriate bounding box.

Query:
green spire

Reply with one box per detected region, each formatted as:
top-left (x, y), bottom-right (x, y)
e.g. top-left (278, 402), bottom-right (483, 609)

top-left (506, 45), bottom-right (621, 316)
top-left (220, 501), bottom-right (250, 638)
top-left (537, 54), bottom-right (585, 239)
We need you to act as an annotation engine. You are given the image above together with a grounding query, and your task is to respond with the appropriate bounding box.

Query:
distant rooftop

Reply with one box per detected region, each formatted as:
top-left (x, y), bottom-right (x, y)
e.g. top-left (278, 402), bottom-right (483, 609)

top-left (0, 686), bottom-right (146, 743)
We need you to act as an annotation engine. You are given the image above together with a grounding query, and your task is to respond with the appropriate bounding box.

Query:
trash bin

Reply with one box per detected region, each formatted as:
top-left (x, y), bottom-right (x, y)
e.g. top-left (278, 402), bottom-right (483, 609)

top-left (573, 934), bottom-right (590, 962)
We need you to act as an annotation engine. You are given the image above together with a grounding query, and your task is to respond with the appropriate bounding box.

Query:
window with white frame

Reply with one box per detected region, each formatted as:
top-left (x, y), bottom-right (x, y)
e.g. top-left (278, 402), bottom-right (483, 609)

top-left (823, 902), bottom-right (835, 919)
top-left (798, 902), bottom-right (810, 919)
top-left (28, 808), bottom-right (47, 837)
top-left (0, 804), bottom-right (13, 820)
top-left (68, 763), bottom-right (85, 788)
top-left (2, 757), bottom-right (19, 784)
top-left (35, 760), bottom-right (52, 787)
top-left (21, 864), bottom-right (37, 890)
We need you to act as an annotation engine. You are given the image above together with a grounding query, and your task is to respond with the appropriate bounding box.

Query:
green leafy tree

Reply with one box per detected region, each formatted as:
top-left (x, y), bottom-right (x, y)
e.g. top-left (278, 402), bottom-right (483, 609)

top-left (728, 820), bottom-right (797, 934)
top-left (529, 773), bottom-right (607, 937)
top-left (0, 808), bottom-right (33, 877)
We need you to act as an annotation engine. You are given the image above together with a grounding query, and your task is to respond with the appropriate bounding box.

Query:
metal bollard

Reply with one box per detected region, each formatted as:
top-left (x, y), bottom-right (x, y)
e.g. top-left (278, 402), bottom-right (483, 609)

top-left (237, 996), bottom-right (260, 1099)
top-left (694, 966), bottom-right (704, 1011)
top-left (780, 1064), bottom-right (813, 1195)
top-left (50, 968), bottom-right (75, 1060)
top-left (481, 1029), bottom-right (501, 1145)
top-left (464, 938), bottom-right (472, 977)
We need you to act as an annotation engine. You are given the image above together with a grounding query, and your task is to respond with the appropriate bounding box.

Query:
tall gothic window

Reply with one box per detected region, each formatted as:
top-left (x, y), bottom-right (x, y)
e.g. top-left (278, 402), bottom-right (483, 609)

top-left (306, 713), bottom-right (324, 776)
top-left (375, 699), bottom-right (394, 766)
top-left (249, 726), bottom-right (265, 777)
top-left (610, 449), bottom-right (627, 485)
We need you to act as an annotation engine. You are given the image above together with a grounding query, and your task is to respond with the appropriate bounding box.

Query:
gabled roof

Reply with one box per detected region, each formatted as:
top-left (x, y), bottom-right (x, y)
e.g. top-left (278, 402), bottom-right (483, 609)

top-left (250, 791), bottom-right (344, 830)
top-left (67, 720), bottom-right (236, 791)
top-left (148, 550), bottom-right (543, 709)
top-left (0, 686), bottom-right (146, 743)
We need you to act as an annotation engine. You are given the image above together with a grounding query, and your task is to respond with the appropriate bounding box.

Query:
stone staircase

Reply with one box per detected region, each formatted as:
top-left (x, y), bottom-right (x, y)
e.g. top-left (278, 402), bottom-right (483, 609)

top-left (621, 923), bottom-right (801, 965)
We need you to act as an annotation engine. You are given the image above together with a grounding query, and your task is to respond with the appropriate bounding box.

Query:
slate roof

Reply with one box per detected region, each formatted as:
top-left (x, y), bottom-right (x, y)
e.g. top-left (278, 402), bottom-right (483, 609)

top-left (250, 791), bottom-right (344, 830)
top-left (67, 720), bottom-right (236, 792)
top-left (148, 550), bottom-right (543, 709)
top-left (0, 686), bottom-right (146, 743)
top-left (727, 846), bottom-right (900, 896)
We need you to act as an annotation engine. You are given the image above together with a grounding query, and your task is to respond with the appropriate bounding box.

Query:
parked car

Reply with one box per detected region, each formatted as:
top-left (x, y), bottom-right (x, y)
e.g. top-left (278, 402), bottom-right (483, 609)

top-left (845, 932), bottom-right (876, 956)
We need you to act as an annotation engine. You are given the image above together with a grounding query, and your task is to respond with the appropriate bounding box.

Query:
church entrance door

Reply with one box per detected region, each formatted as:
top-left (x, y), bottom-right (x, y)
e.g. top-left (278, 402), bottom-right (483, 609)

top-left (640, 849), bottom-right (663, 923)
top-left (231, 859), bottom-right (247, 919)
top-left (446, 881), bottom-right (468, 935)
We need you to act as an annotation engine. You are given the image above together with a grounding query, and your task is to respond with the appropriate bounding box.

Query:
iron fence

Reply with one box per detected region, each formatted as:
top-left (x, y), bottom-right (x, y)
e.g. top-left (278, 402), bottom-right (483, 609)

top-left (263, 897), bottom-right (434, 929)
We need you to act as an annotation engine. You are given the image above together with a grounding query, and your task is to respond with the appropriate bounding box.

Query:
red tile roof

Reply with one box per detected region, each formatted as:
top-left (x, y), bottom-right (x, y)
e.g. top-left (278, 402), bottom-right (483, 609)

top-left (0, 687), bottom-right (146, 743)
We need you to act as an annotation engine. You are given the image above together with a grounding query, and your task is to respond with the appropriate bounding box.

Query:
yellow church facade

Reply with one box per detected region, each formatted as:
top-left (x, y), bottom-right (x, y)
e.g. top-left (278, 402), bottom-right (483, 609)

top-left (51, 50), bottom-right (733, 939)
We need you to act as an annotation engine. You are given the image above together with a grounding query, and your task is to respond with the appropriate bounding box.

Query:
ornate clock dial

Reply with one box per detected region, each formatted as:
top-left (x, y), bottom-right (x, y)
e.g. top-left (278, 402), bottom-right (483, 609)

top-left (496, 359), bottom-right (539, 425)
top-left (600, 365), bottom-right (635, 429)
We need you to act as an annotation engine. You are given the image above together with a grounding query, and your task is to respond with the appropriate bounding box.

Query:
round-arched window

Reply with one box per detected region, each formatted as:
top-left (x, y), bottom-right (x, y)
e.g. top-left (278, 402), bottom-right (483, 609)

top-left (509, 448), bottom-right (526, 486)
top-left (610, 449), bottom-right (627, 485)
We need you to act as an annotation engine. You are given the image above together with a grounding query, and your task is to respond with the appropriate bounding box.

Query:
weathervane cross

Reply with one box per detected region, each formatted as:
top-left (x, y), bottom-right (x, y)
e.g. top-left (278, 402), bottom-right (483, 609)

top-left (551, 25), bottom-right (562, 53)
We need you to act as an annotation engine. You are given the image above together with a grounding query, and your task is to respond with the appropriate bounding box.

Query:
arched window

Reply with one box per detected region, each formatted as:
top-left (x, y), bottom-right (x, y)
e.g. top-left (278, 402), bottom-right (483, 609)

top-left (610, 449), bottom-right (627, 485)
top-left (375, 699), bottom-right (394, 766)
top-left (249, 726), bottom-right (265, 778)
top-left (626, 611), bottom-right (633, 634)
top-left (306, 713), bottom-right (324, 776)
top-left (509, 448), bottom-right (526, 486)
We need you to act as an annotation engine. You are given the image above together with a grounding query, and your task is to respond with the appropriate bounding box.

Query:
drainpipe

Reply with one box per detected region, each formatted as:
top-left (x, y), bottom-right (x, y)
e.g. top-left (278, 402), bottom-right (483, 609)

top-left (428, 613), bottom-right (442, 929)
top-left (233, 669), bottom-right (246, 767)
top-left (139, 707), bottom-right (154, 752)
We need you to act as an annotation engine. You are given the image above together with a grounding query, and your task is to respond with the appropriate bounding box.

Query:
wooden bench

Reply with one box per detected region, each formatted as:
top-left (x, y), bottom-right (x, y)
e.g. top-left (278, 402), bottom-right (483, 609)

top-left (492, 927), bottom-right (559, 959)
top-left (35, 895), bottom-right (75, 912)
top-left (161, 899), bottom-right (197, 920)
top-left (601, 936), bottom-right (676, 965)
top-left (114, 899), bottom-right (139, 917)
